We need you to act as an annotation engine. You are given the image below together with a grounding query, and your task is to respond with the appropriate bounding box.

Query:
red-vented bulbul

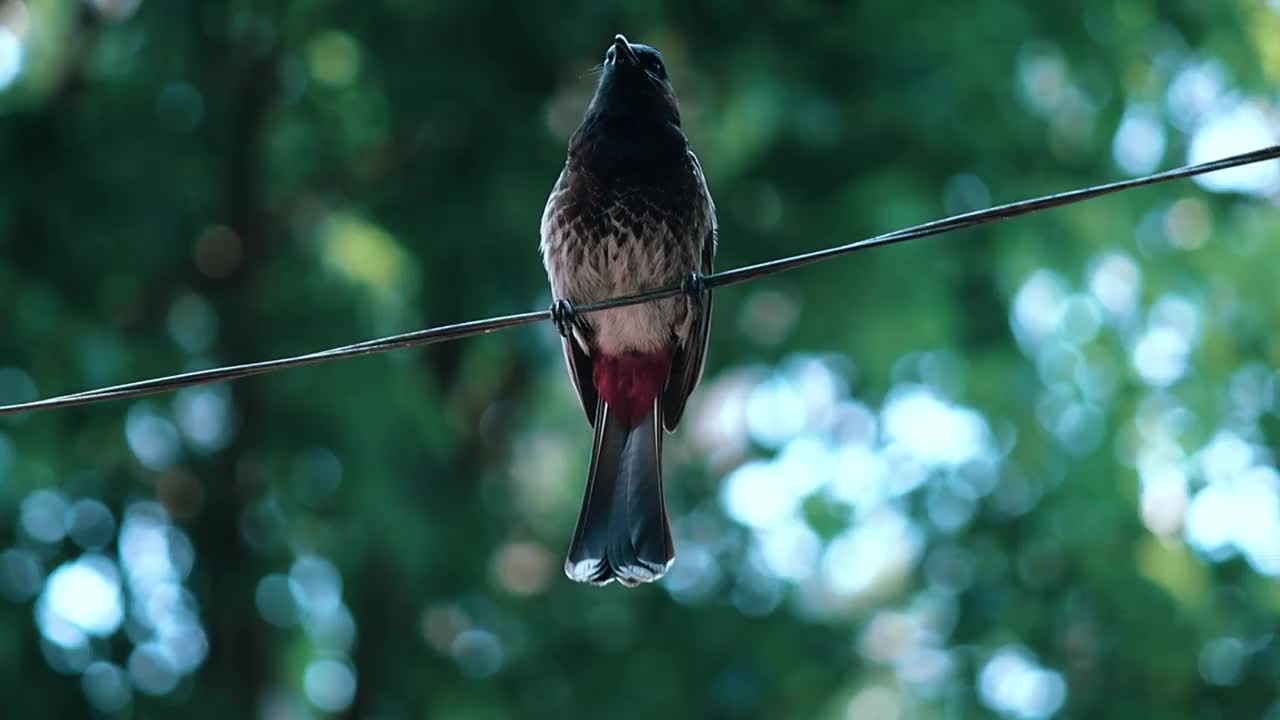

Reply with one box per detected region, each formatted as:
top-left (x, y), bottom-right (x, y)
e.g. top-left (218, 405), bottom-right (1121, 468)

top-left (540, 35), bottom-right (717, 587)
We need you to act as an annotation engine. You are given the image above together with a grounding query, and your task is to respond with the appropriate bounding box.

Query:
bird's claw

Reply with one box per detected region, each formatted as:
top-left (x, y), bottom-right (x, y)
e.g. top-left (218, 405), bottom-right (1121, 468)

top-left (551, 299), bottom-right (578, 339)
top-left (681, 272), bottom-right (707, 303)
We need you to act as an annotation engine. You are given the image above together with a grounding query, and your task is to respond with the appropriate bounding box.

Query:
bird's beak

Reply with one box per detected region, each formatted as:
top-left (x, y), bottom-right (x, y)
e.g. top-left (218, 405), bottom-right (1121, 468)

top-left (612, 34), bottom-right (639, 67)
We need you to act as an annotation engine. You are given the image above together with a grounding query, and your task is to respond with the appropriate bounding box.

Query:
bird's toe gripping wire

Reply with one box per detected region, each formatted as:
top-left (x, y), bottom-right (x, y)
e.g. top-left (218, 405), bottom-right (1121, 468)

top-left (681, 272), bottom-right (707, 305)
top-left (550, 299), bottom-right (579, 339)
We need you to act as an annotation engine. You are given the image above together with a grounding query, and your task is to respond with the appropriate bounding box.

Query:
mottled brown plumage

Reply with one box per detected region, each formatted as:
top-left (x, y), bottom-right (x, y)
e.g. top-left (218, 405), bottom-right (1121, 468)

top-left (540, 35), bottom-right (716, 586)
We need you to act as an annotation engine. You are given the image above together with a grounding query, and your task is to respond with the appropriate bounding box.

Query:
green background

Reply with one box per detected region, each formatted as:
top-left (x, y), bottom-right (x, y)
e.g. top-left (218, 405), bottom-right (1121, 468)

top-left (2, 1), bottom-right (1279, 718)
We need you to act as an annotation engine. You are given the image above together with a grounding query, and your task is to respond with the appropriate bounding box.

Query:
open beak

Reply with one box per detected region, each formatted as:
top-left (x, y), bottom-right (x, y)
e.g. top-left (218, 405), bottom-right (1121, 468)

top-left (612, 34), bottom-right (639, 67)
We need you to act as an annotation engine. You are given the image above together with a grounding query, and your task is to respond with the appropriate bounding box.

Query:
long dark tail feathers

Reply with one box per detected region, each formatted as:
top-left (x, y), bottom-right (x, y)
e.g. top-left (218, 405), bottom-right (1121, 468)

top-left (565, 398), bottom-right (674, 587)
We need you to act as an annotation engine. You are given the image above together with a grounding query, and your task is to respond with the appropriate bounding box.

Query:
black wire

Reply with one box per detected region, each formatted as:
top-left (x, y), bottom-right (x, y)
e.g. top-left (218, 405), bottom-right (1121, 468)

top-left (707, 144), bottom-right (1280, 288)
top-left (7, 310), bottom-right (551, 414)
top-left (3, 145), bottom-right (1278, 417)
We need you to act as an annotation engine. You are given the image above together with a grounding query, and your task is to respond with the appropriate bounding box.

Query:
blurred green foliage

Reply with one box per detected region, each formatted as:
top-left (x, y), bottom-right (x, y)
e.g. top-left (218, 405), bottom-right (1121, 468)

top-left (2, 1), bottom-right (1279, 718)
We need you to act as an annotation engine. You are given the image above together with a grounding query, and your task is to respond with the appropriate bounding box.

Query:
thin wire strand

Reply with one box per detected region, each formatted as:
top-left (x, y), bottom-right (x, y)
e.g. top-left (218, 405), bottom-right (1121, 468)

top-left (3, 145), bottom-right (1278, 417)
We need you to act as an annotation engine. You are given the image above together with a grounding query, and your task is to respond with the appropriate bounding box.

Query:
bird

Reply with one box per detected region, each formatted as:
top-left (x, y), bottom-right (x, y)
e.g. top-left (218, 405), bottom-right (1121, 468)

top-left (540, 34), bottom-right (717, 587)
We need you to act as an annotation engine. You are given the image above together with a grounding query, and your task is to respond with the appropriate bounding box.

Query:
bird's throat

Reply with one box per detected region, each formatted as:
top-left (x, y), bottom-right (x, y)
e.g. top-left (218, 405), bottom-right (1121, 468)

top-left (572, 117), bottom-right (687, 182)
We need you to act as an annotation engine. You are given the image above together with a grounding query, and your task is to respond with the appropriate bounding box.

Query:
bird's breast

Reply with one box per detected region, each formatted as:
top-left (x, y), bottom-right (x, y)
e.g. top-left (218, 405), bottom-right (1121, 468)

top-left (541, 165), bottom-right (710, 355)
top-left (543, 168), bottom-right (705, 291)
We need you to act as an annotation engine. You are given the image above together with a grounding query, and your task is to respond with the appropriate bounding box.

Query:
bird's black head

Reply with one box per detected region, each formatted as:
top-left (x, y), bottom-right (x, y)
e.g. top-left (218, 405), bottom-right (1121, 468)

top-left (586, 34), bottom-right (680, 128)
top-left (570, 35), bottom-right (688, 180)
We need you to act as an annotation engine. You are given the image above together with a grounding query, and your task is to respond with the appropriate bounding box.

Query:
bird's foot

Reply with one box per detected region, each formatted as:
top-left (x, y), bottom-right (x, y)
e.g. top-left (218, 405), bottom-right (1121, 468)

top-left (681, 272), bottom-right (707, 304)
top-left (550, 299), bottom-right (578, 338)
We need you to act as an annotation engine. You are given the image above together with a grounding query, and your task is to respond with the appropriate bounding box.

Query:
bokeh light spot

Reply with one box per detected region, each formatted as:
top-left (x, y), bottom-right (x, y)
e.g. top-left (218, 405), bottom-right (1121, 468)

top-left (303, 658), bottom-right (357, 712)
top-left (1188, 100), bottom-right (1279, 196)
top-left (128, 643), bottom-right (178, 695)
top-left (1112, 104), bottom-right (1165, 175)
top-left (167, 292), bottom-right (219, 354)
top-left (90, 0), bottom-right (142, 21)
top-left (978, 647), bottom-right (1067, 719)
top-left (492, 542), bottom-right (554, 596)
top-left (721, 460), bottom-right (800, 529)
top-left (36, 555), bottom-right (124, 647)
top-left (942, 173), bottom-right (991, 215)
top-left (290, 447), bottom-right (343, 505)
top-left (20, 489), bottom-right (69, 544)
top-left (0, 548), bottom-right (44, 602)
top-left (255, 573), bottom-right (303, 628)
top-left (821, 509), bottom-right (921, 600)
top-left (1087, 252), bottom-right (1141, 318)
top-left (192, 225), bottom-right (242, 278)
top-left (882, 386), bottom-right (991, 467)
top-left (82, 661), bottom-right (133, 713)
top-left (290, 554), bottom-right (343, 615)
top-left (307, 30), bottom-right (360, 86)
top-left (173, 385), bottom-right (235, 452)
top-left (451, 629), bottom-right (504, 678)
top-left (1199, 637), bottom-right (1246, 686)
top-left (845, 685), bottom-right (900, 720)
top-left (1131, 327), bottom-right (1189, 387)
top-left (0, 366), bottom-right (37, 405)
top-left (322, 213), bottom-right (418, 300)
top-left (1166, 198), bottom-right (1211, 251)
top-left (1011, 271), bottom-right (1068, 347)
top-left (68, 499), bottom-right (116, 550)
top-left (0, 26), bottom-right (22, 91)
top-left (125, 404), bottom-right (182, 471)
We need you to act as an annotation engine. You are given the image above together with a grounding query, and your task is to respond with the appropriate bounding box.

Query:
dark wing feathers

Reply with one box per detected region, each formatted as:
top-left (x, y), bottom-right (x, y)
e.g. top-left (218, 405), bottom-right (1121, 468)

top-left (561, 332), bottom-right (597, 425)
top-left (661, 228), bottom-right (713, 431)
top-left (661, 152), bottom-right (716, 432)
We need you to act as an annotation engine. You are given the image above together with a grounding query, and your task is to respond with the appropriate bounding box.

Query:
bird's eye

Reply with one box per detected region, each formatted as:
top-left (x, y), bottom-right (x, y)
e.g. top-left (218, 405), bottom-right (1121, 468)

top-left (643, 57), bottom-right (665, 76)
top-left (606, 47), bottom-right (616, 61)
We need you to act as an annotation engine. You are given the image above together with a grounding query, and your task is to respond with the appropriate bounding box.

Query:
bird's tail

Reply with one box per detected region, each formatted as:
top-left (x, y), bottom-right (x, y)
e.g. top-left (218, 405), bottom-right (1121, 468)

top-left (565, 397), bottom-right (674, 587)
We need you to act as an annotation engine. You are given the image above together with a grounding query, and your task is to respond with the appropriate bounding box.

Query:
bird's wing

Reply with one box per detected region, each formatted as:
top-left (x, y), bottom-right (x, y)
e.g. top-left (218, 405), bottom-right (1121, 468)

top-left (561, 329), bottom-right (598, 426)
top-left (542, 166), bottom-right (600, 426)
top-left (662, 152), bottom-right (717, 432)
